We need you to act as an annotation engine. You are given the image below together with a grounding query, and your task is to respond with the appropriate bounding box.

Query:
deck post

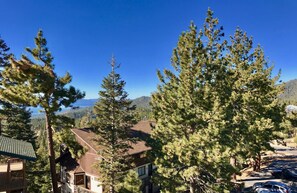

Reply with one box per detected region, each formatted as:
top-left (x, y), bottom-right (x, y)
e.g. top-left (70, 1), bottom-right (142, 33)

top-left (6, 159), bottom-right (11, 193)
top-left (23, 160), bottom-right (26, 193)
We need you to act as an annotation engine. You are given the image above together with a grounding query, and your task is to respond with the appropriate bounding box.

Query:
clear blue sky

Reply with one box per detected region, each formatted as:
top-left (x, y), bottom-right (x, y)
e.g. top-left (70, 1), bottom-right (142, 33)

top-left (1, 0), bottom-right (296, 99)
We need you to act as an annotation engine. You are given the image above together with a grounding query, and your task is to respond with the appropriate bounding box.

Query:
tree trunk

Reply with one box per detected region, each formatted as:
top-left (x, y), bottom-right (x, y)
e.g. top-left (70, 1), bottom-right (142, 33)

top-left (110, 163), bottom-right (115, 193)
top-left (190, 181), bottom-right (202, 193)
top-left (256, 153), bottom-right (261, 171)
top-left (190, 185), bottom-right (194, 193)
top-left (45, 113), bottom-right (58, 193)
top-left (230, 156), bottom-right (237, 181)
top-left (253, 154), bottom-right (261, 172)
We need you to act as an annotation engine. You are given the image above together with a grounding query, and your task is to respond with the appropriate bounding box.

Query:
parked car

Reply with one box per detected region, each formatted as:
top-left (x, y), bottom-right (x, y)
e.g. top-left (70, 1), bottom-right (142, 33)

top-left (271, 169), bottom-right (283, 179)
top-left (252, 181), bottom-right (291, 193)
top-left (282, 169), bottom-right (297, 181)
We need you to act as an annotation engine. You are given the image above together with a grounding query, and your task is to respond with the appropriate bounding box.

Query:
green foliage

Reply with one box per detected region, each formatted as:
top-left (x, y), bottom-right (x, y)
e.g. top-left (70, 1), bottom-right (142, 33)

top-left (118, 170), bottom-right (142, 193)
top-left (0, 37), bottom-right (36, 147)
top-left (93, 56), bottom-right (137, 193)
top-left (27, 139), bottom-right (52, 193)
top-left (0, 37), bottom-right (37, 173)
top-left (54, 125), bottom-right (85, 159)
top-left (283, 111), bottom-right (297, 139)
top-left (0, 30), bottom-right (85, 116)
top-left (150, 9), bottom-right (285, 192)
top-left (279, 79), bottom-right (297, 104)
top-left (1, 104), bottom-right (36, 147)
top-left (224, 28), bottom-right (286, 171)
top-left (30, 98), bottom-right (152, 130)
top-left (131, 96), bottom-right (151, 109)
top-left (0, 36), bottom-right (11, 71)
top-left (28, 118), bottom-right (84, 192)
top-left (135, 107), bottom-right (152, 121)
top-left (151, 9), bottom-right (234, 192)
top-left (0, 30), bottom-right (85, 192)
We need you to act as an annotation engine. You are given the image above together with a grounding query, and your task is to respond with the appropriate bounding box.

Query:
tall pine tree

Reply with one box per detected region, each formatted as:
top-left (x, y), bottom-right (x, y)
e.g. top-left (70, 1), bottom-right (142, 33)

top-left (93, 56), bottom-right (136, 193)
top-left (151, 9), bottom-right (286, 193)
top-left (0, 36), bottom-right (36, 146)
top-left (0, 30), bottom-right (85, 193)
top-left (0, 36), bottom-right (11, 136)
top-left (0, 36), bottom-right (10, 69)
top-left (150, 9), bottom-right (234, 193)
top-left (224, 29), bottom-right (285, 171)
top-left (27, 138), bottom-right (52, 193)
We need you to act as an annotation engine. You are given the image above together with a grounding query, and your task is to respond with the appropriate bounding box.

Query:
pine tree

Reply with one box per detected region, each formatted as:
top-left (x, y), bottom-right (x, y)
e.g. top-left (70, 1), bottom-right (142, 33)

top-left (93, 56), bottom-right (137, 193)
top-left (0, 36), bottom-right (10, 68)
top-left (27, 138), bottom-right (52, 193)
top-left (118, 170), bottom-right (142, 193)
top-left (225, 29), bottom-right (285, 171)
top-left (150, 9), bottom-right (234, 193)
top-left (0, 30), bottom-right (85, 193)
top-left (53, 116), bottom-right (85, 158)
top-left (0, 36), bottom-right (36, 147)
top-left (151, 9), bottom-right (286, 192)
top-left (1, 104), bottom-right (36, 147)
top-left (0, 36), bottom-right (11, 135)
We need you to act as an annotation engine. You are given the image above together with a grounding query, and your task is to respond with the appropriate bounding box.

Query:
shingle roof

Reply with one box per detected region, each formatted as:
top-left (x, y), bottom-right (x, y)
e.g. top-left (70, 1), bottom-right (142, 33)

top-left (72, 120), bottom-right (154, 155)
top-left (69, 121), bottom-right (154, 176)
top-left (0, 136), bottom-right (36, 161)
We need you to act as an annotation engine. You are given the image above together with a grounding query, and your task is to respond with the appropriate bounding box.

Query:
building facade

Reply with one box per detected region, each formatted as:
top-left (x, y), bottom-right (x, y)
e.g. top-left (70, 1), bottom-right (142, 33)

top-left (59, 121), bottom-right (158, 193)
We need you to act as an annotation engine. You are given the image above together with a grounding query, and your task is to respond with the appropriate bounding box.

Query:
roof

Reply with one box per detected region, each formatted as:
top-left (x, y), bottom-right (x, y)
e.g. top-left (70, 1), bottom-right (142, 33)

top-left (71, 120), bottom-right (154, 155)
top-left (0, 136), bottom-right (36, 161)
top-left (68, 121), bottom-right (154, 176)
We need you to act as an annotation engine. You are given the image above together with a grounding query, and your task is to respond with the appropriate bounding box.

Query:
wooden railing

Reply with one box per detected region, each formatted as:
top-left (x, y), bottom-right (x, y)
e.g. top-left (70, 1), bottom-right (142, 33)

top-left (0, 171), bottom-right (25, 191)
top-left (76, 186), bottom-right (96, 193)
top-left (0, 160), bottom-right (25, 192)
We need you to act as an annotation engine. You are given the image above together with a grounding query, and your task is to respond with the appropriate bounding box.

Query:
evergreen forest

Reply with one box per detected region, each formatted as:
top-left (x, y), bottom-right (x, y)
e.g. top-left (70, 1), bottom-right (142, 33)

top-left (0, 8), bottom-right (296, 193)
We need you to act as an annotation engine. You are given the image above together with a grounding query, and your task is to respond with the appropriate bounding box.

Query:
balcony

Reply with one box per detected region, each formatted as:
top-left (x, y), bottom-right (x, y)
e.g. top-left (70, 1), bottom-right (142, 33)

top-left (76, 186), bottom-right (96, 193)
top-left (0, 159), bottom-right (25, 192)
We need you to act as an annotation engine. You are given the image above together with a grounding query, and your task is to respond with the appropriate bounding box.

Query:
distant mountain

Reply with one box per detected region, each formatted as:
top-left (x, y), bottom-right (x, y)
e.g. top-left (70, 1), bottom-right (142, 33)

top-left (31, 96), bottom-right (151, 117)
top-left (279, 79), bottom-right (297, 104)
top-left (72, 96), bottom-right (151, 108)
top-left (73, 96), bottom-right (151, 109)
top-left (131, 96), bottom-right (151, 109)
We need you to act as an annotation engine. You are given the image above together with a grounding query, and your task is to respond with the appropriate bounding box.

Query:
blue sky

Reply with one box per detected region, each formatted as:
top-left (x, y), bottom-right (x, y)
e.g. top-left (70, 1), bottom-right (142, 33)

top-left (0, 0), bottom-right (296, 99)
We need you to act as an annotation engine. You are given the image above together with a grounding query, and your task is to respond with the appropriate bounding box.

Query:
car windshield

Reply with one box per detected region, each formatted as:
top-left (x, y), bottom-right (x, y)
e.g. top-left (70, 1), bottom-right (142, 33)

top-left (290, 169), bottom-right (297, 175)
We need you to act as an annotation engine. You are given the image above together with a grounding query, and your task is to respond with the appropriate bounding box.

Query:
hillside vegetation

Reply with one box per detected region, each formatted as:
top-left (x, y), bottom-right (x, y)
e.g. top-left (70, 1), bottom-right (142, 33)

top-left (279, 79), bottom-right (297, 104)
top-left (31, 96), bottom-right (152, 130)
top-left (31, 78), bottom-right (297, 131)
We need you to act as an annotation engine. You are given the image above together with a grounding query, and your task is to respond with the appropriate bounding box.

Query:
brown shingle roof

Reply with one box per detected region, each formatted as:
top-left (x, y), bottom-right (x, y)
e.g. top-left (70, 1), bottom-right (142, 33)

top-left (70, 121), bottom-right (154, 176)
top-left (71, 120), bottom-right (154, 156)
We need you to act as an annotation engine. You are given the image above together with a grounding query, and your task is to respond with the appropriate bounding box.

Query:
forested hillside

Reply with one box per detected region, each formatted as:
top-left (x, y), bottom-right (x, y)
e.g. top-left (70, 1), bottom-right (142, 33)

top-left (31, 78), bottom-right (297, 130)
top-left (131, 96), bottom-right (151, 108)
top-left (279, 79), bottom-right (297, 104)
top-left (31, 96), bottom-right (152, 130)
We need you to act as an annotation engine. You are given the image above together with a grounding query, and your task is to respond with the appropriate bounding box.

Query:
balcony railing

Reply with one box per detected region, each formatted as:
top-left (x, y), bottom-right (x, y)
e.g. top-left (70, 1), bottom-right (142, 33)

top-left (76, 185), bottom-right (96, 193)
top-left (0, 160), bottom-right (25, 192)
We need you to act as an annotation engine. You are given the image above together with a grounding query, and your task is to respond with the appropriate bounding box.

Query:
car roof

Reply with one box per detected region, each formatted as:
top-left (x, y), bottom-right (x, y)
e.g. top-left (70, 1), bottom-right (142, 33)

top-left (264, 181), bottom-right (288, 188)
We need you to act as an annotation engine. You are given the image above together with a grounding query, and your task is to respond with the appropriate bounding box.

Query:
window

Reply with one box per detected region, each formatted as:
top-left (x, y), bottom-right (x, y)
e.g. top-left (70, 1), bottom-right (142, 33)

top-left (148, 164), bottom-right (153, 175)
top-left (138, 166), bottom-right (146, 176)
top-left (272, 186), bottom-right (280, 190)
top-left (85, 175), bottom-right (91, 189)
top-left (263, 185), bottom-right (272, 189)
top-left (74, 174), bottom-right (84, 185)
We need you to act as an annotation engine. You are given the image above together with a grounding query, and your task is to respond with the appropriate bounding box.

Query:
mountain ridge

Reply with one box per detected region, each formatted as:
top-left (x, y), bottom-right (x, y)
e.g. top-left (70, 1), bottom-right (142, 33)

top-left (31, 96), bottom-right (151, 117)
